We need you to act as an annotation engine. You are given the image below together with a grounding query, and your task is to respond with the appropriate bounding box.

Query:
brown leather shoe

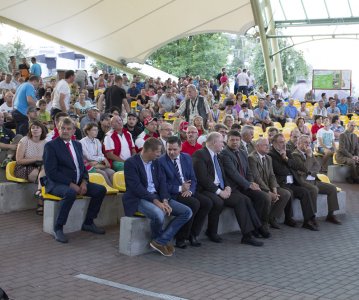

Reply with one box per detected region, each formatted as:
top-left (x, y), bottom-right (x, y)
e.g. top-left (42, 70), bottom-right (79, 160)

top-left (150, 240), bottom-right (173, 257)
top-left (166, 243), bottom-right (176, 253)
top-left (302, 221), bottom-right (319, 231)
top-left (326, 215), bottom-right (342, 225)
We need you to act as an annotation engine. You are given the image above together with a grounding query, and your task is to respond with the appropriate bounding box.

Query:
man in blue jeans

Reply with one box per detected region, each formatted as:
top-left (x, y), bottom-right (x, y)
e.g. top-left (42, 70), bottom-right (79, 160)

top-left (123, 138), bottom-right (192, 257)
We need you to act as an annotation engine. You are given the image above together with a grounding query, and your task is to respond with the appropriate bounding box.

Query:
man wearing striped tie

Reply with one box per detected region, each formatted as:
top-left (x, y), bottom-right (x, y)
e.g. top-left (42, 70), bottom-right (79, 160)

top-left (158, 136), bottom-right (212, 249)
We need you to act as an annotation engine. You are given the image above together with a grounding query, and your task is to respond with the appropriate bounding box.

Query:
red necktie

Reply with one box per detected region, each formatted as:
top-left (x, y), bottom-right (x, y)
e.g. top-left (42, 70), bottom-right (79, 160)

top-left (66, 142), bottom-right (74, 161)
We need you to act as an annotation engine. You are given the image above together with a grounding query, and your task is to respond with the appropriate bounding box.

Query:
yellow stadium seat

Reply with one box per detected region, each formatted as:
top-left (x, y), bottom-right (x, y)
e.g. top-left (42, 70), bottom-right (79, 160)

top-left (282, 128), bottom-right (292, 141)
top-left (6, 161), bottom-right (28, 183)
top-left (273, 122), bottom-right (282, 129)
top-left (284, 122), bottom-right (297, 129)
top-left (340, 115), bottom-right (349, 125)
top-left (333, 153), bottom-right (340, 165)
top-left (316, 174), bottom-right (342, 192)
top-left (113, 171), bottom-right (126, 192)
top-left (163, 112), bottom-right (177, 121)
top-left (306, 103), bottom-right (313, 107)
top-left (134, 211), bottom-right (145, 217)
top-left (41, 186), bottom-right (62, 201)
top-left (89, 173), bottom-right (118, 194)
top-left (130, 101), bottom-right (137, 109)
top-left (242, 95), bottom-right (247, 101)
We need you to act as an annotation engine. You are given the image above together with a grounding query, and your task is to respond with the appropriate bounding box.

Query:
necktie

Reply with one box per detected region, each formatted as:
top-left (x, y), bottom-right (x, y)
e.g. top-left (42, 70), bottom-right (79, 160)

top-left (235, 151), bottom-right (245, 176)
top-left (214, 154), bottom-right (224, 189)
top-left (66, 142), bottom-right (74, 161)
top-left (173, 158), bottom-right (183, 183)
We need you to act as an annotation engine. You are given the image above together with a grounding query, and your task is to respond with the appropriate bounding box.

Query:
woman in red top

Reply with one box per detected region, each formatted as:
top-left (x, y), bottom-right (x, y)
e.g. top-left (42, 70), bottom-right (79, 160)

top-left (311, 115), bottom-right (324, 142)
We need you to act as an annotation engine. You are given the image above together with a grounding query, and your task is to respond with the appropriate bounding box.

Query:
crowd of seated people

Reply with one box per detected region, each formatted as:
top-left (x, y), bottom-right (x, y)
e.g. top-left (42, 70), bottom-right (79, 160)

top-left (1, 60), bottom-right (358, 253)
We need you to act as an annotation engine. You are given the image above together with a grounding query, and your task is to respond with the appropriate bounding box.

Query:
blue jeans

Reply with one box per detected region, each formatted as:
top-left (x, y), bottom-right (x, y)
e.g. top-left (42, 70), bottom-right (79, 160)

top-left (138, 199), bottom-right (192, 245)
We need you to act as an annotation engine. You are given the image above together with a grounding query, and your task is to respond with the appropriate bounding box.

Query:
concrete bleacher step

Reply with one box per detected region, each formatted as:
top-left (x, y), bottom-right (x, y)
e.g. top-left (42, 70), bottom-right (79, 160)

top-left (0, 182), bottom-right (37, 213)
top-left (119, 192), bottom-right (346, 256)
top-left (43, 194), bottom-right (124, 235)
top-left (327, 165), bottom-right (351, 183)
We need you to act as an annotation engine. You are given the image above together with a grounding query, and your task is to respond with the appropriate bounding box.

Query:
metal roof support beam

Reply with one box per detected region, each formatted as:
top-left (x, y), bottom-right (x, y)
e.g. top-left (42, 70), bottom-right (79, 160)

top-left (264, 0), bottom-right (284, 87)
top-left (251, 0), bottom-right (274, 90)
top-left (275, 17), bottom-right (359, 27)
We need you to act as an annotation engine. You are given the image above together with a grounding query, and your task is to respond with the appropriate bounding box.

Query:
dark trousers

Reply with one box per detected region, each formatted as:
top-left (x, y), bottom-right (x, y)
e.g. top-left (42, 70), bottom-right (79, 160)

top-left (242, 189), bottom-right (271, 224)
top-left (281, 183), bottom-right (315, 222)
top-left (51, 108), bottom-right (63, 120)
top-left (201, 191), bottom-right (225, 235)
top-left (12, 110), bottom-right (28, 135)
top-left (228, 191), bottom-right (262, 234)
top-left (174, 195), bottom-right (200, 241)
top-left (51, 182), bottom-right (106, 230)
top-left (238, 85), bottom-right (248, 96)
top-left (175, 193), bottom-right (213, 240)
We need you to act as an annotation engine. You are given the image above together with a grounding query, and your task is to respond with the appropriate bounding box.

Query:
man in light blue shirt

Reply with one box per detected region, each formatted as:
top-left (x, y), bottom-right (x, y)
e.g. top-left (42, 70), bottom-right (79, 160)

top-left (337, 98), bottom-right (348, 115)
top-left (12, 75), bottom-right (39, 134)
top-left (30, 57), bottom-right (42, 77)
top-left (284, 99), bottom-right (299, 121)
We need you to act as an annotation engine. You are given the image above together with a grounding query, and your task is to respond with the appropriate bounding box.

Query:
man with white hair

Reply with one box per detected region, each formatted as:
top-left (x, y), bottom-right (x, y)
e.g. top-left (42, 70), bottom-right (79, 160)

top-left (249, 138), bottom-right (291, 229)
top-left (240, 125), bottom-right (255, 155)
top-left (193, 132), bottom-right (267, 247)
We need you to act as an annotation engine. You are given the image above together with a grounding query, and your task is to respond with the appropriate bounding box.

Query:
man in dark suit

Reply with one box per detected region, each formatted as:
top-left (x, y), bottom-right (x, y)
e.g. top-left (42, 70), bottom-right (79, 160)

top-left (43, 117), bottom-right (107, 243)
top-left (159, 136), bottom-right (212, 248)
top-left (123, 138), bottom-right (192, 257)
top-left (248, 138), bottom-right (291, 229)
top-left (336, 121), bottom-right (359, 183)
top-left (269, 133), bottom-right (318, 231)
top-left (292, 135), bottom-right (341, 225)
top-left (192, 132), bottom-right (266, 247)
top-left (221, 130), bottom-right (274, 230)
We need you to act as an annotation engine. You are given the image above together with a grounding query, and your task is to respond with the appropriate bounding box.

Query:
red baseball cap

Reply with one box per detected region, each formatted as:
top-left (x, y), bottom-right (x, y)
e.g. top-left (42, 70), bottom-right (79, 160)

top-left (144, 116), bottom-right (157, 126)
top-left (179, 121), bottom-right (189, 132)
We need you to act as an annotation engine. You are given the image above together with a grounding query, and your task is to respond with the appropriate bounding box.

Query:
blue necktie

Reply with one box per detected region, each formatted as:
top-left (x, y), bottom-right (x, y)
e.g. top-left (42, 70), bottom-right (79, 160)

top-left (214, 154), bottom-right (224, 189)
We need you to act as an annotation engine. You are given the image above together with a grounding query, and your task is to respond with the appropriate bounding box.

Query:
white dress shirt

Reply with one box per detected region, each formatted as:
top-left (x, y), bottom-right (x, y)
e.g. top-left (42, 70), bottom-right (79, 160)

top-left (65, 140), bottom-right (81, 184)
top-left (207, 147), bottom-right (222, 194)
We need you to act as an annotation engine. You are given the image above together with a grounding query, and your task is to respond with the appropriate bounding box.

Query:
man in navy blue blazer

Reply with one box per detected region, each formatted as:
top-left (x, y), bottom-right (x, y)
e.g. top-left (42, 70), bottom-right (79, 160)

top-left (158, 136), bottom-right (212, 249)
top-left (43, 117), bottom-right (107, 243)
top-left (123, 138), bottom-right (192, 257)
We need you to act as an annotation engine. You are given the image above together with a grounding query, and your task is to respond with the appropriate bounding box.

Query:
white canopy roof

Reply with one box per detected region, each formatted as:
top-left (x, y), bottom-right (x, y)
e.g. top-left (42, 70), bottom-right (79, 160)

top-left (0, 0), bottom-right (254, 66)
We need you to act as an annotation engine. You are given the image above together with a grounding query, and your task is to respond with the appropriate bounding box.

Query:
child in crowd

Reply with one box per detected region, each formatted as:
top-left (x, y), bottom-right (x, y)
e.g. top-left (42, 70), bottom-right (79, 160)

top-left (37, 99), bottom-right (52, 128)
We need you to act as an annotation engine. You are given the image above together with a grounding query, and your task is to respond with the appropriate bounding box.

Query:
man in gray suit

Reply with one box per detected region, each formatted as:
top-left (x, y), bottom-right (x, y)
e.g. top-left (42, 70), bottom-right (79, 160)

top-left (248, 138), bottom-right (291, 229)
top-left (336, 121), bottom-right (359, 183)
top-left (240, 125), bottom-right (255, 155)
top-left (292, 135), bottom-right (341, 225)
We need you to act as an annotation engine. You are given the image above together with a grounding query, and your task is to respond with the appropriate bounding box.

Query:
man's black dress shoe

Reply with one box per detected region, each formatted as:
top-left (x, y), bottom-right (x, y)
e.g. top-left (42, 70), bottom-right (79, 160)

top-left (241, 236), bottom-right (263, 247)
top-left (81, 223), bottom-right (106, 234)
top-left (189, 235), bottom-right (201, 247)
top-left (205, 231), bottom-right (223, 243)
top-left (54, 229), bottom-right (68, 243)
top-left (269, 219), bottom-right (281, 229)
top-left (284, 218), bottom-right (297, 227)
top-left (258, 227), bottom-right (271, 238)
top-left (326, 215), bottom-right (342, 225)
top-left (302, 221), bottom-right (319, 231)
top-left (175, 240), bottom-right (187, 249)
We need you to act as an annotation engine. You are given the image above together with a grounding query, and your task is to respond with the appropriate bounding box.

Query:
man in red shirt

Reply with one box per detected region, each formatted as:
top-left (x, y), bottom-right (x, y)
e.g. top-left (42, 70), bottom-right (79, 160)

top-left (181, 125), bottom-right (202, 156)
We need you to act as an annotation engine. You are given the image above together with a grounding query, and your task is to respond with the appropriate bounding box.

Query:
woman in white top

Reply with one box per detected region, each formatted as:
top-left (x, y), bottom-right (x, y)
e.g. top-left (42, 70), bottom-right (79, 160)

top-left (74, 91), bottom-right (92, 117)
top-left (218, 81), bottom-right (230, 97)
top-left (80, 123), bottom-right (115, 186)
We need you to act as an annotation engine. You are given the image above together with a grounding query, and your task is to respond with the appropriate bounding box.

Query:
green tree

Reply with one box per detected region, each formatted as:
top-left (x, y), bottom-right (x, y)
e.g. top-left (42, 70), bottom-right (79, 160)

top-left (249, 39), bottom-right (309, 90)
top-left (148, 33), bottom-right (230, 79)
top-left (0, 37), bottom-right (30, 72)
